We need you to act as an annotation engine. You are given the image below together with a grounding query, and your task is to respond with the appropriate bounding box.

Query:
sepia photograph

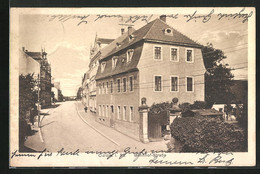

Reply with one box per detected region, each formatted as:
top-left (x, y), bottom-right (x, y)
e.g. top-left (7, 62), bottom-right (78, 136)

top-left (10, 7), bottom-right (255, 167)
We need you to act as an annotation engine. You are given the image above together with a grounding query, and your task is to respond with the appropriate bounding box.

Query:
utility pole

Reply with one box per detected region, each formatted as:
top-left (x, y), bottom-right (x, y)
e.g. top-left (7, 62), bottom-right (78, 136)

top-left (37, 74), bottom-right (41, 128)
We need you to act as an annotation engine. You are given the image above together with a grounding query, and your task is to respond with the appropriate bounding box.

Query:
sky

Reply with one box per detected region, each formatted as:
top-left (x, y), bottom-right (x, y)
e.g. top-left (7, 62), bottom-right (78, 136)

top-left (19, 12), bottom-right (249, 96)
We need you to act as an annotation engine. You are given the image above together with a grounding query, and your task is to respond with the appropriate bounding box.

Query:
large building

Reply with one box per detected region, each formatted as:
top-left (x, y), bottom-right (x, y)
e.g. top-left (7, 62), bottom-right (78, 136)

top-left (84, 29), bottom-right (135, 112)
top-left (21, 48), bottom-right (52, 107)
top-left (95, 15), bottom-right (206, 141)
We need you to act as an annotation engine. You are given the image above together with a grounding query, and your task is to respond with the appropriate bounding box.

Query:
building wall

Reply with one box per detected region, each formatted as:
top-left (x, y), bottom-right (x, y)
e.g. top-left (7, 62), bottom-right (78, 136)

top-left (88, 61), bottom-right (99, 112)
top-left (19, 50), bottom-right (40, 77)
top-left (96, 71), bottom-right (140, 140)
top-left (137, 42), bottom-right (205, 106)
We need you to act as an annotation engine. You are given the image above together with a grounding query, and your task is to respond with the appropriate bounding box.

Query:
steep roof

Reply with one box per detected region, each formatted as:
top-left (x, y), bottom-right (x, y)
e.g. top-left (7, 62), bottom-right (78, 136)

top-left (89, 27), bottom-right (135, 68)
top-left (96, 18), bottom-right (202, 80)
top-left (104, 18), bottom-right (200, 59)
top-left (25, 51), bottom-right (42, 61)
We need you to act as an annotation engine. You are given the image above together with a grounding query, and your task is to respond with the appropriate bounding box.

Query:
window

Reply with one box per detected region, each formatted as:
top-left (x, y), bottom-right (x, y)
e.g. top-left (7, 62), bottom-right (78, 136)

top-left (110, 105), bottom-right (114, 115)
top-left (99, 105), bottom-right (101, 116)
top-left (187, 77), bottom-right (193, 92)
top-left (117, 106), bottom-right (121, 119)
top-left (101, 62), bottom-right (106, 72)
top-left (123, 106), bottom-right (126, 120)
top-left (154, 46), bottom-right (162, 60)
top-left (112, 56), bottom-right (118, 69)
top-left (186, 49), bottom-right (194, 62)
top-left (110, 80), bottom-right (113, 93)
top-left (129, 106), bottom-right (134, 122)
top-left (102, 82), bottom-right (105, 94)
top-left (123, 77), bottom-right (127, 92)
top-left (99, 83), bottom-right (102, 94)
top-left (154, 76), bottom-right (162, 91)
top-left (106, 105), bottom-right (109, 117)
top-left (127, 49), bottom-right (134, 62)
top-left (164, 28), bottom-right (173, 36)
top-left (106, 82), bottom-right (109, 94)
top-left (171, 76), bottom-right (178, 92)
top-left (129, 76), bottom-right (133, 92)
top-left (117, 79), bottom-right (121, 93)
top-left (103, 105), bottom-right (105, 117)
top-left (170, 47), bottom-right (179, 62)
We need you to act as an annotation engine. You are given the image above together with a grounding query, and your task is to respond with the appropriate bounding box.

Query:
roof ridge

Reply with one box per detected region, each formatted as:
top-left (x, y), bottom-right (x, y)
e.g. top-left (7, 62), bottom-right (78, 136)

top-left (159, 19), bottom-right (200, 46)
top-left (143, 18), bottom-right (159, 39)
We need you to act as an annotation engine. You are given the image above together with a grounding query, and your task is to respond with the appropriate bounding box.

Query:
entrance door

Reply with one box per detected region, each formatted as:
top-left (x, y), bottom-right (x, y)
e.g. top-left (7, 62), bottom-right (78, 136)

top-left (110, 105), bottom-right (115, 127)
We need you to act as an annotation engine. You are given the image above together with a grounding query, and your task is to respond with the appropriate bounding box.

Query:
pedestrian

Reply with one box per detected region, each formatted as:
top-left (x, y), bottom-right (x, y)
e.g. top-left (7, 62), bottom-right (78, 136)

top-left (84, 106), bottom-right (88, 113)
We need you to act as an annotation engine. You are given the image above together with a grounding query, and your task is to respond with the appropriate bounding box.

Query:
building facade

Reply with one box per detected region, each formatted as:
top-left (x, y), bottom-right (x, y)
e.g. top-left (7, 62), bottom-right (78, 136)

top-left (85, 30), bottom-right (135, 112)
top-left (95, 16), bottom-right (206, 141)
top-left (22, 48), bottom-right (52, 107)
top-left (19, 49), bottom-right (40, 77)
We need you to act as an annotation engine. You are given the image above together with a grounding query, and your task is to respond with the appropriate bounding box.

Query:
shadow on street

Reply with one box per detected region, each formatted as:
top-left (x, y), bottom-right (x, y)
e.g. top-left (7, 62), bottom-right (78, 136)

top-left (40, 121), bottom-right (56, 128)
top-left (41, 103), bottom-right (61, 109)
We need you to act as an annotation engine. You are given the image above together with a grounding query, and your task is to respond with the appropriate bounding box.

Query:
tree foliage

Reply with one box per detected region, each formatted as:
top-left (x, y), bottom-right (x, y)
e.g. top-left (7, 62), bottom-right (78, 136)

top-left (202, 43), bottom-right (234, 107)
top-left (19, 74), bottom-right (38, 146)
top-left (19, 74), bottom-right (38, 120)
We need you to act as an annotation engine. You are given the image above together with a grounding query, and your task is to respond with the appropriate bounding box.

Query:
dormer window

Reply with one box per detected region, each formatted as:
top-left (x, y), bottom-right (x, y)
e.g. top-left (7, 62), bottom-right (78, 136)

top-left (101, 62), bottom-right (106, 73)
top-left (116, 42), bottom-right (121, 48)
top-left (126, 49), bottom-right (134, 62)
top-left (112, 56), bottom-right (118, 69)
top-left (164, 28), bottom-right (173, 36)
top-left (129, 34), bottom-right (135, 41)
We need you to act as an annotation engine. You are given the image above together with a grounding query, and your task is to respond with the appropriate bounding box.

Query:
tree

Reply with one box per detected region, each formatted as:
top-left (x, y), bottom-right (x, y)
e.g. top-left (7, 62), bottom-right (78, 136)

top-left (19, 74), bottom-right (38, 146)
top-left (76, 87), bottom-right (82, 100)
top-left (202, 43), bottom-right (234, 107)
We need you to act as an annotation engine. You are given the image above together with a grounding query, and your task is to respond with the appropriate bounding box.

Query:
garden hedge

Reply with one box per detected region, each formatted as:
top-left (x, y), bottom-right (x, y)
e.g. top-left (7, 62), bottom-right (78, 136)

top-left (170, 116), bottom-right (246, 152)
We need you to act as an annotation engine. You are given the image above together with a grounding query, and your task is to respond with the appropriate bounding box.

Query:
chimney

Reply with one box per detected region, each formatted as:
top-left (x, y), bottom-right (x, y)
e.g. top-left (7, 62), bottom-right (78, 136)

top-left (121, 28), bottom-right (125, 35)
top-left (160, 15), bottom-right (166, 22)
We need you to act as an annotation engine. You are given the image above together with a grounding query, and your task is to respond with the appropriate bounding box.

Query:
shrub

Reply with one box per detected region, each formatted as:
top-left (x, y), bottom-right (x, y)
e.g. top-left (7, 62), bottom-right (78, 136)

top-left (149, 101), bottom-right (172, 114)
top-left (192, 101), bottom-right (208, 109)
top-left (178, 102), bottom-right (191, 113)
top-left (170, 116), bottom-right (246, 152)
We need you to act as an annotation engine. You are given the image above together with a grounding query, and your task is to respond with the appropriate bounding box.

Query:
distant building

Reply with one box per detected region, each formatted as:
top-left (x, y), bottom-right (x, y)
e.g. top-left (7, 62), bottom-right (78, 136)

top-left (21, 47), bottom-right (52, 107)
top-left (52, 82), bottom-right (64, 102)
top-left (95, 15), bottom-right (206, 141)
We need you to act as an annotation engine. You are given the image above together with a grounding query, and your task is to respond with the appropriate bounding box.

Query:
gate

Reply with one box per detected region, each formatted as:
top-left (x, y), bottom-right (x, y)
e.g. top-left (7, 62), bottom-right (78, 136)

top-left (148, 110), bottom-right (169, 141)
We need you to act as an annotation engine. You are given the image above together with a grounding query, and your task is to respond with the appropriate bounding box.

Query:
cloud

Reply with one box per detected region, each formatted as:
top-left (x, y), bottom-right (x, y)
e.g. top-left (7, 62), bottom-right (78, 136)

top-left (48, 41), bottom-right (89, 62)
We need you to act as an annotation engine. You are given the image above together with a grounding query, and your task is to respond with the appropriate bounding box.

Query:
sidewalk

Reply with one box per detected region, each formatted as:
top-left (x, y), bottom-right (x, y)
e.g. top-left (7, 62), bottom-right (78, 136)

top-left (22, 104), bottom-right (59, 152)
top-left (75, 102), bottom-right (169, 152)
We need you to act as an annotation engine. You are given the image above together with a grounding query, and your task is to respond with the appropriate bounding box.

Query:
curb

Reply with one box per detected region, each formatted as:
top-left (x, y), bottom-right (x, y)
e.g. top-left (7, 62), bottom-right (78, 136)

top-left (38, 107), bottom-right (55, 143)
top-left (75, 102), bottom-right (120, 146)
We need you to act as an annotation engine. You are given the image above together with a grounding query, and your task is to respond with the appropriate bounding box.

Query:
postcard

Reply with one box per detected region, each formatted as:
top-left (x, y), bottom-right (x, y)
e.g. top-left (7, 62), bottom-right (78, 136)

top-left (10, 7), bottom-right (255, 167)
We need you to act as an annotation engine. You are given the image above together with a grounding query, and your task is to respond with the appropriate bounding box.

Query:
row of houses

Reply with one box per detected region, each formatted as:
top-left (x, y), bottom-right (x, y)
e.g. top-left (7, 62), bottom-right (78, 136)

top-left (81, 15), bottom-right (207, 141)
top-left (19, 47), bottom-right (63, 107)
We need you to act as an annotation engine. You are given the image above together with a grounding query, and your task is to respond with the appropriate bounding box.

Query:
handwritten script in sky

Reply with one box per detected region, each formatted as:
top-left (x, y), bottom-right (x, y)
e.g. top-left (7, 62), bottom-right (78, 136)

top-left (47, 8), bottom-right (253, 26)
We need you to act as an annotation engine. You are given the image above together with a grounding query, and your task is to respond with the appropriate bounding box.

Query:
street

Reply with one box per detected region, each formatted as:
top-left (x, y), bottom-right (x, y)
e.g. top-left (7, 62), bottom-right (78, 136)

top-left (40, 101), bottom-right (168, 152)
